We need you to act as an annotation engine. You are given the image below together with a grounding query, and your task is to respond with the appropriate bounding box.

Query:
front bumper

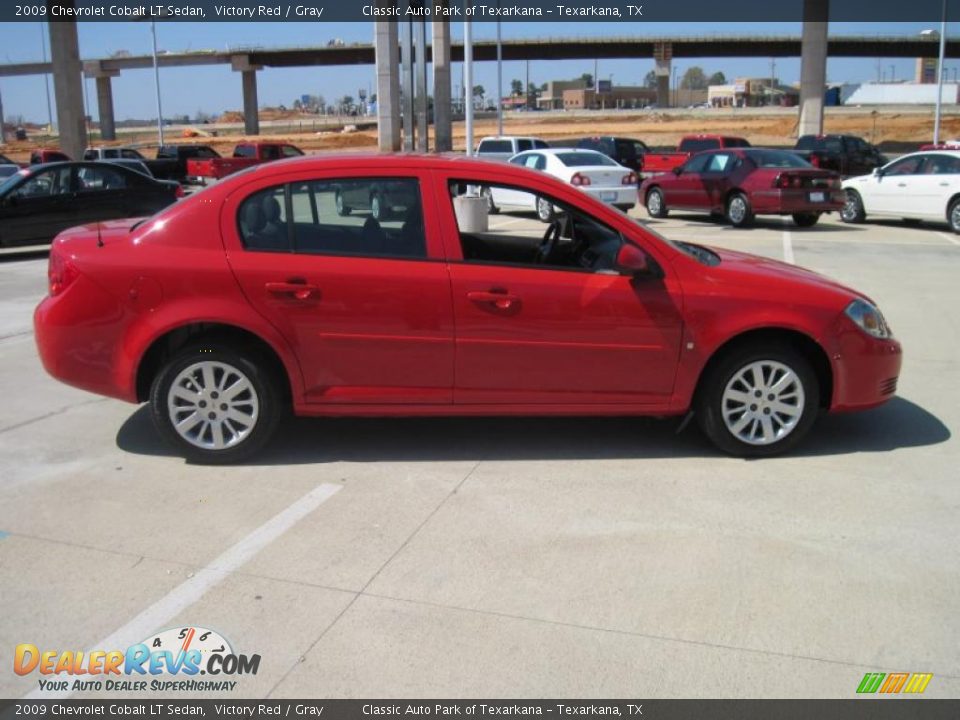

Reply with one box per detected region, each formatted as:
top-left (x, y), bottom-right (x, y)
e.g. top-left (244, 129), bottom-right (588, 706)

top-left (829, 324), bottom-right (903, 412)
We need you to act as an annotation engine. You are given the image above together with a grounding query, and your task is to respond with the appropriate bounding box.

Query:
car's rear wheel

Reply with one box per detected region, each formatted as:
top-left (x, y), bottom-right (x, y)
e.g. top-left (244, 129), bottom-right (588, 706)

top-left (695, 345), bottom-right (819, 457)
top-left (948, 197), bottom-right (960, 234)
top-left (371, 192), bottom-right (386, 221)
top-left (792, 212), bottom-right (820, 228)
top-left (840, 190), bottom-right (865, 224)
top-left (726, 192), bottom-right (754, 227)
top-left (481, 186), bottom-right (499, 214)
top-left (150, 344), bottom-right (282, 464)
top-left (536, 196), bottom-right (555, 223)
top-left (335, 190), bottom-right (351, 216)
top-left (645, 187), bottom-right (668, 218)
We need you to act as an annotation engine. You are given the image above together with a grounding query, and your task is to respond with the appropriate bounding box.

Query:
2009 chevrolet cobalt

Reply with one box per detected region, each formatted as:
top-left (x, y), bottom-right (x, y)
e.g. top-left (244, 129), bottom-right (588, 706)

top-left (34, 154), bottom-right (902, 462)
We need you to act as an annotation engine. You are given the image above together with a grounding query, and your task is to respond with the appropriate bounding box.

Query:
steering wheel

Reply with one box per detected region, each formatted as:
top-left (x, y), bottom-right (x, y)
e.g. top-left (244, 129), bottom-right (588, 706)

top-left (536, 219), bottom-right (561, 264)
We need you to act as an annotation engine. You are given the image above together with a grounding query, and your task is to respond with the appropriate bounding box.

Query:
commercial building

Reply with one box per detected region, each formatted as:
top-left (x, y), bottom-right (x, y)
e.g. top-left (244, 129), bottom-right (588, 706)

top-left (708, 77), bottom-right (799, 107)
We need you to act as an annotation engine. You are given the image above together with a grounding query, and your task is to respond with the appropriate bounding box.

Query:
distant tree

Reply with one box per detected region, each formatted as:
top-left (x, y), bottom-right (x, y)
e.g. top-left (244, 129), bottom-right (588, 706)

top-left (472, 85), bottom-right (485, 103)
top-left (643, 70), bottom-right (658, 89)
top-left (708, 71), bottom-right (727, 86)
top-left (510, 79), bottom-right (524, 96)
top-left (680, 66), bottom-right (708, 90)
top-left (340, 95), bottom-right (354, 112)
top-left (527, 82), bottom-right (539, 96)
top-left (580, 73), bottom-right (594, 88)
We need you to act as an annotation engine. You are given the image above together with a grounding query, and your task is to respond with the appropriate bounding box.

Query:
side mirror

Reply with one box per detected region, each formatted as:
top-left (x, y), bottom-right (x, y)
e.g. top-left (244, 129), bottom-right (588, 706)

top-left (672, 166), bottom-right (683, 175)
top-left (873, 167), bottom-right (884, 177)
top-left (616, 243), bottom-right (654, 276)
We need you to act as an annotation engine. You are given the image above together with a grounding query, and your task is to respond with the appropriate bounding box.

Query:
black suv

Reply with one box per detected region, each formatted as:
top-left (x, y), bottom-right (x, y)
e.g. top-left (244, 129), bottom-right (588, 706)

top-left (576, 136), bottom-right (649, 178)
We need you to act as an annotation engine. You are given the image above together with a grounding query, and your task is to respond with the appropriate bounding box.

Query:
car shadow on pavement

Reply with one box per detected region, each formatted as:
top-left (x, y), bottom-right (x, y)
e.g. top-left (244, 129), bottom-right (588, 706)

top-left (116, 396), bottom-right (948, 465)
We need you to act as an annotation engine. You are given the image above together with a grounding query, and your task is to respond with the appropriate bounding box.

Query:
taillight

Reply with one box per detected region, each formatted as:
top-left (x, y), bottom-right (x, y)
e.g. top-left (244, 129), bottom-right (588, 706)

top-left (809, 154), bottom-right (821, 168)
top-left (570, 173), bottom-right (591, 187)
top-left (175, 184), bottom-right (185, 199)
top-left (622, 172), bottom-right (637, 185)
top-left (774, 174), bottom-right (804, 189)
top-left (48, 250), bottom-right (78, 297)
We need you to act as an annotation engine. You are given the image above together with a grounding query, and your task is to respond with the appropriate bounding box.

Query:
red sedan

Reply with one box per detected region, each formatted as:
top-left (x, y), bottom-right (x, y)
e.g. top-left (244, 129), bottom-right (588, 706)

top-left (35, 154), bottom-right (901, 462)
top-left (641, 148), bottom-right (845, 227)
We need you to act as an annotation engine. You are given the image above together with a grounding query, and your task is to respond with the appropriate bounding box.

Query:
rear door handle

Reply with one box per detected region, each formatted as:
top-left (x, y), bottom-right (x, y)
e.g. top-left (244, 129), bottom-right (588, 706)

top-left (467, 290), bottom-right (520, 310)
top-left (265, 280), bottom-right (320, 301)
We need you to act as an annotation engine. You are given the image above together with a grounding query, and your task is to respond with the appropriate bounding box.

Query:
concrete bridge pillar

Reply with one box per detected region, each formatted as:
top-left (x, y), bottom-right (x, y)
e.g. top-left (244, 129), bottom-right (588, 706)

top-left (375, 18), bottom-right (401, 152)
top-left (48, 16), bottom-right (87, 159)
top-left (84, 61), bottom-right (120, 141)
top-left (799, 0), bottom-right (829, 137)
top-left (231, 55), bottom-right (261, 136)
top-left (653, 42), bottom-right (672, 107)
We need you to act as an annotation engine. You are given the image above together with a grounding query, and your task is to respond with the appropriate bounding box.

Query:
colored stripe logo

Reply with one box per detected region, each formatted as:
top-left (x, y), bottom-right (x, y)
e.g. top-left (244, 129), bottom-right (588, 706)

top-left (857, 672), bottom-right (933, 694)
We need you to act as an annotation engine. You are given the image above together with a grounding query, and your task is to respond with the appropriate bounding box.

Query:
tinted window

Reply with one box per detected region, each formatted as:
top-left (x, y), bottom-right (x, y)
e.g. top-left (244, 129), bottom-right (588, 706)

top-left (679, 138), bottom-right (720, 153)
top-left (121, 149), bottom-right (144, 159)
top-left (14, 167), bottom-right (72, 198)
top-left (923, 154), bottom-right (960, 174)
top-left (0, 166), bottom-right (19, 180)
top-left (281, 145), bottom-right (303, 158)
top-left (614, 140), bottom-right (638, 161)
top-left (682, 154), bottom-right (712, 174)
top-left (795, 136), bottom-right (815, 150)
top-left (478, 140), bottom-right (513, 154)
top-left (533, 140), bottom-right (549, 149)
top-left (234, 145), bottom-right (256, 158)
top-left (884, 156), bottom-right (924, 176)
top-left (515, 140), bottom-right (533, 152)
top-left (744, 150), bottom-right (813, 168)
top-left (238, 186), bottom-right (289, 251)
top-left (556, 152), bottom-right (617, 167)
top-left (823, 137), bottom-right (844, 153)
top-left (724, 137), bottom-right (751, 148)
top-left (260, 146), bottom-right (281, 161)
top-left (77, 166), bottom-right (128, 191)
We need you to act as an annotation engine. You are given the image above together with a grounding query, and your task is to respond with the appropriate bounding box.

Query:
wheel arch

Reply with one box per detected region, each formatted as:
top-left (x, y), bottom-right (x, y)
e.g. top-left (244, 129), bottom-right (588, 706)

top-left (945, 192), bottom-right (960, 222)
top-left (694, 327), bottom-right (833, 410)
top-left (135, 322), bottom-right (293, 405)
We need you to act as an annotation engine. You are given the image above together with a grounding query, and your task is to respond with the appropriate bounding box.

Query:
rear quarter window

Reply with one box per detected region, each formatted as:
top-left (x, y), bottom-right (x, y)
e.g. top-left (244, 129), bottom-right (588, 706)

top-left (679, 138), bottom-right (720, 153)
top-left (478, 140), bottom-right (514, 154)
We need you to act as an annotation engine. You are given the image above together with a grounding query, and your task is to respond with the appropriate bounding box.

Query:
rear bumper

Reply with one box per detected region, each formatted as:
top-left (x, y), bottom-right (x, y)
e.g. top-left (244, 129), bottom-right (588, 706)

top-left (830, 325), bottom-right (903, 412)
top-left (580, 186), bottom-right (637, 208)
top-left (751, 188), bottom-right (845, 214)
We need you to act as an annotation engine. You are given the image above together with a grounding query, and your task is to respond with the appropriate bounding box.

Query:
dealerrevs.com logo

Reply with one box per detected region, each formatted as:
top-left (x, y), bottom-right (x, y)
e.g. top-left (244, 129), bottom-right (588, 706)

top-left (856, 672), bottom-right (934, 695)
top-left (14, 626), bottom-right (260, 693)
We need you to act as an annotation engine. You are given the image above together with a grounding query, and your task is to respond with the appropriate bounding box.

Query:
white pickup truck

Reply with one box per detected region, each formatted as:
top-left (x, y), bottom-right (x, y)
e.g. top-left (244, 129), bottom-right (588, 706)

top-left (475, 136), bottom-right (550, 162)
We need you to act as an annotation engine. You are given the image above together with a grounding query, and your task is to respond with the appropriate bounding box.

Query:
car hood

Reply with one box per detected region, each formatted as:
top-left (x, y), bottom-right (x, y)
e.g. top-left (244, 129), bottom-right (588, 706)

top-left (703, 245), bottom-right (868, 307)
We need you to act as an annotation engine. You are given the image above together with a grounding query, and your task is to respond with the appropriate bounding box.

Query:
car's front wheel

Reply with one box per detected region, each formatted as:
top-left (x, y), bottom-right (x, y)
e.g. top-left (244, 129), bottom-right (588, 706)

top-left (481, 186), bottom-right (499, 214)
top-left (536, 196), bottom-right (555, 223)
top-left (645, 187), bottom-right (668, 218)
top-left (726, 192), bottom-right (754, 227)
top-left (335, 190), bottom-right (351, 217)
top-left (840, 190), bottom-right (865, 224)
top-left (696, 344), bottom-right (819, 457)
top-left (150, 344), bottom-right (283, 464)
top-left (948, 197), bottom-right (960, 234)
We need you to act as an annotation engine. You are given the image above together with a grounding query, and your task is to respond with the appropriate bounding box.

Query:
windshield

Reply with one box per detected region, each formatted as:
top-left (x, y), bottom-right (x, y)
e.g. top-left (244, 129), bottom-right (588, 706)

top-left (556, 151), bottom-right (617, 167)
top-left (745, 150), bottom-right (813, 169)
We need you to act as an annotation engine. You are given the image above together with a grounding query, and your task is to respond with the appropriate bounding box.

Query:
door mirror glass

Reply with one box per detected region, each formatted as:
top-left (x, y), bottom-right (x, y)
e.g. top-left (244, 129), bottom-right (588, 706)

top-left (616, 243), bottom-right (651, 275)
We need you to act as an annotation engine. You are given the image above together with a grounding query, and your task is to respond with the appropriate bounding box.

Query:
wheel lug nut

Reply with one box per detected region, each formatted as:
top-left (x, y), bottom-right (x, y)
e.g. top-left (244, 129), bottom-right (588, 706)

top-left (755, 391), bottom-right (762, 397)
top-left (767, 394), bottom-right (775, 401)
top-left (211, 392), bottom-right (219, 399)
top-left (220, 404), bottom-right (228, 411)
top-left (208, 412), bottom-right (216, 420)
top-left (750, 404), bottom-right (758, 411)
top-left (199, 401), bottom-right (207, 408)
top-left (763, 408), bottom-right (771, 415)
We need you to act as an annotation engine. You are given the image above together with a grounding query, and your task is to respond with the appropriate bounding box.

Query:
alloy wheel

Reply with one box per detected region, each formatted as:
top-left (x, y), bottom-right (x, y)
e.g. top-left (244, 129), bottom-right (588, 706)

top-left (721, 360), bottom-right (805, 446)
top-left (166, 361), bottom-right (260, 451)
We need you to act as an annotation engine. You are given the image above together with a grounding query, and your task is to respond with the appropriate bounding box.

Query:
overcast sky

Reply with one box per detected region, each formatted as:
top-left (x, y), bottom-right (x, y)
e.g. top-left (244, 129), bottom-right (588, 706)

top-left (1, 21), bottom-right (957, 123)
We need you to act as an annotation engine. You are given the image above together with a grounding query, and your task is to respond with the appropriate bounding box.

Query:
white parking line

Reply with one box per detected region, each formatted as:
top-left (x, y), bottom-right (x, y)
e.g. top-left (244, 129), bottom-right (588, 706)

top-left (782, 229), bottom-right (795, 265)
top-left (24, 482), bottom-right (342, 700)
top-left (935, 231), bottom-right (960, 246)
top-left (488, 216), bottom-right (537, 229)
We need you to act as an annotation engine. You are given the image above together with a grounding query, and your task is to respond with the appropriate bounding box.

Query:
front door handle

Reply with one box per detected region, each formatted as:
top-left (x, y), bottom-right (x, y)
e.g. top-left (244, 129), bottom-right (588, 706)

top-left (265, 280), bottom-right (320, 301)
top-left (897, 183), bottom-right (907, 187)
top-left (467, 290), bottom-right (520, 310)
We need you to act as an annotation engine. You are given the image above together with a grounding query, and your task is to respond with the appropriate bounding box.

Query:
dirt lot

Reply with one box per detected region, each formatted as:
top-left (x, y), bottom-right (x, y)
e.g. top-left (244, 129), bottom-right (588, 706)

top-left (4, 107), bottom-right (960, 161)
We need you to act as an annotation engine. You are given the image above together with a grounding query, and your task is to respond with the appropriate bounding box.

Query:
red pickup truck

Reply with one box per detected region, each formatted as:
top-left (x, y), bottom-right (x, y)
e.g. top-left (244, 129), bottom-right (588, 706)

top-left (186, 142), bottom-right (304, 184)
top-left (641, 135), bottom-right (751, 176)
top-left (29, 148), bottom-right (72, 165)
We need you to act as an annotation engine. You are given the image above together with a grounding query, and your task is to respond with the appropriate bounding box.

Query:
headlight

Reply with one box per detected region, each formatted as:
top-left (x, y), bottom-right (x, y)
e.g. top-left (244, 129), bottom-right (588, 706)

top-left (844, 298), bottom-right (892, 339)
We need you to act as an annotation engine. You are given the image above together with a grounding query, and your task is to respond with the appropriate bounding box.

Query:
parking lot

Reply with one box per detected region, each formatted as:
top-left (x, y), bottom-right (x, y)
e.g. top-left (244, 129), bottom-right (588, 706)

top-left (1, 206), bottom-right (958, 699)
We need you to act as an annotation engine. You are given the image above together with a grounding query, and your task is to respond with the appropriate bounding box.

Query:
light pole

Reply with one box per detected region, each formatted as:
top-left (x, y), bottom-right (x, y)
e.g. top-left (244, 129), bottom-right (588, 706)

top-left (934, 0), bottom-right (948, 144)
top-left (150, 21), bottom-right (164, 146)
top-left (464, 16), bottom-right (473, 156)
top-left (496, 17), bottom-right (503, 136)
top-left (40, 22), bottom-right (53, 132)
top-left (672, 66), bottom-right (679, 107)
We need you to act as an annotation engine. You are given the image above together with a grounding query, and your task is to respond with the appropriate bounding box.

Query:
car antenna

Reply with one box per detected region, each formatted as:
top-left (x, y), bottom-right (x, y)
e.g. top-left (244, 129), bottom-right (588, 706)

top-left (96, 223), bottom-right (104, 247)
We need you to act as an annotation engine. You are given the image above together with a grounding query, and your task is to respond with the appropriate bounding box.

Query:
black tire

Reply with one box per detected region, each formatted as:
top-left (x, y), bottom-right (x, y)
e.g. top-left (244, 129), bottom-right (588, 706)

top-left (481, 186), bottom-right (500, 214)
top-left (695, 344), bottom-right (820, 458)
top-left (792, 212), bottom-right (820, 228)
top-left (948, 197), bottom-right (960, 234)
top-left (614, 203), bottom-right (634, 214)
top-left (645, 187), bottom-right (668, 218)
top-left (335, 190), bottom-right (351, 217)
top-left (725, 192), bottom-right (754, 227)
top-left (840, 189), bottom-right (865, 224)
top-left (149, 343), bottom-right (284, 464)
top-left (536, 196), bottom-right (555, 223)
top-left (901, 218), bottom-right (922, 226)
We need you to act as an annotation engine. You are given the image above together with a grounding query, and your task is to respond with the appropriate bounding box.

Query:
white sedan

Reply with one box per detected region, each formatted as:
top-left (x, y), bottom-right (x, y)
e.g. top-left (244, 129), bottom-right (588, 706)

top-left (483, 148), bottom-right (637, 222)
top-left (841, 150), bottom-right (960, 232)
